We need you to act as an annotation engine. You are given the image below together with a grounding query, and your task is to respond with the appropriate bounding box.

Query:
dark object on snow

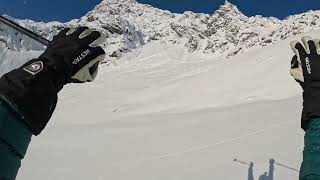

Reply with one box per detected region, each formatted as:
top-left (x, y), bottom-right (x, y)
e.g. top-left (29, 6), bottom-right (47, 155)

top-left (0, 27), bottom-right (106, 135)
top-left (291, 37), bottom-right (320, 130)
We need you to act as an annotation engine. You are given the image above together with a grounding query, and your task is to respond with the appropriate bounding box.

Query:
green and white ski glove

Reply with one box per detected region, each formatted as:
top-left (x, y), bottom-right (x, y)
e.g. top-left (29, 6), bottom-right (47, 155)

top-left (0, 26), bottom-right (106, 135)
top-left (290, 36), bottom-right (320, 130)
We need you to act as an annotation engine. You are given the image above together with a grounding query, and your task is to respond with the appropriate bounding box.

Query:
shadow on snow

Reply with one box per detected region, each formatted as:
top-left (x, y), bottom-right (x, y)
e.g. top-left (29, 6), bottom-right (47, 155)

top-left (248, 159), bottom-right (274, 180)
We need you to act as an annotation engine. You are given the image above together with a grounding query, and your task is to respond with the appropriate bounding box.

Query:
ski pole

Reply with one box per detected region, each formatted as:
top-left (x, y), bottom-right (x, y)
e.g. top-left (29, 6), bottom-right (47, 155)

top-left (274, 162), bottom-right (299, 173)
top-left (0, 15), bottom-right (50, 46)
top-left (233, 158), bottom-right (251, 166)
top-left (233, 158), bottom-right (299, 173)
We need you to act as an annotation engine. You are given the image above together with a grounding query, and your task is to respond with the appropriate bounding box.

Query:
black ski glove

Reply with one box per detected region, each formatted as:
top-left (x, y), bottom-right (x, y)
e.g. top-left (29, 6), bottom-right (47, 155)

top-left (290, 36), bottom-right (320, 130)
top-left (0, 27), bottom-right (106, 135)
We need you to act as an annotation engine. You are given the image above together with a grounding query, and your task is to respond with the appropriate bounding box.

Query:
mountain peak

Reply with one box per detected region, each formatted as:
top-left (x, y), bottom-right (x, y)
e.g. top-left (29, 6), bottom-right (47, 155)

top-left (100, 0), bottom-right (136, 5)
top-left (224, 0), bottom-right (234, 6)
top-left (214, 1), bottom-right (244, 17)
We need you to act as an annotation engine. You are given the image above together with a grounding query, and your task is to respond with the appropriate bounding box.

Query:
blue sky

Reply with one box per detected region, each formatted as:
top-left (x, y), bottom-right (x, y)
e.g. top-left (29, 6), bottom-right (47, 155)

top-left (1, 0), bottom-right (320, 22)
top-left (138, 0), bottom-right (320, 19)
top-left (0, 0), bottom-right (101, 22)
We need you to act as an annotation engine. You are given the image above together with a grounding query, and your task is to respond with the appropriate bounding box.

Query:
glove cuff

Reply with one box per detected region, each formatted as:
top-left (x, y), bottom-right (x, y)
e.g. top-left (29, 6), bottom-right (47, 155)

top-left (302, 84), bottom-right (320, 130)
top-left (0, 58), bottom-right (64, 135)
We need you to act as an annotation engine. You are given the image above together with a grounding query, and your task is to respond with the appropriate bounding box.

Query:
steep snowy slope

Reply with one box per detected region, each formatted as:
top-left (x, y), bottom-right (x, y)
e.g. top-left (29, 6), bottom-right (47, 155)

top-left (16, 28), bottom-right (320, 180)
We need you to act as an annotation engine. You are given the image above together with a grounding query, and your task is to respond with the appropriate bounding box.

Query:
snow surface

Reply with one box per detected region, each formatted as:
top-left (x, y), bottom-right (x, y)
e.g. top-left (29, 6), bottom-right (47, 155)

top-left (13, 29), bottom-right (320, 180)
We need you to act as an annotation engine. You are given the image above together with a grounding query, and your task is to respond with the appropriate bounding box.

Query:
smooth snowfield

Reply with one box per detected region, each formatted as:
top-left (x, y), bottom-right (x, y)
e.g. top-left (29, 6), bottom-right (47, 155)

top-left (15, 31), bottom-right (320, 180)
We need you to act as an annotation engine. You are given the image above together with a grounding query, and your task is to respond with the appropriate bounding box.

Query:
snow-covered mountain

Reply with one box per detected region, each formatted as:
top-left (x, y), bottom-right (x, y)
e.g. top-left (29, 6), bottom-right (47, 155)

top-left (1, 0), bottom-right (320, 61)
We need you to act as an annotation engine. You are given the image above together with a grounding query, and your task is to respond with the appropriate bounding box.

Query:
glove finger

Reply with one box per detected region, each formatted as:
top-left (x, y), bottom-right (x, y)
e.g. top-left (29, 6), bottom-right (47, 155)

top-left (58, 27), bottom-right (71, 36)
top-left (296, 42), bottom-right (313, 79)
top-left (290, 55), bottom-right (304, 83)
top-left (315, 39), bottom-right (320, 55)
top-left (90, 32), bottom-right (106, 47)
top-left (295, 42), bottom-right (308, 62)
top-left (80, 31), bottom-right (101, 45)
top-left (79, 29), bottom-right (93, 39)
top-left (302, 36), bottom-right (313, 54)
top-left (79, 30), bottom-right (106, 47)
top-left (302, 36), bottom-right (318, 55)
top-left (70, 26), bottom-right (89, 37)
top-left (291, 55), bottom-right (300, 69)
top-left (66, 27), bottom-right (77, 36)
top-left (290, 40), bottom-right (303, 63)
top-left (52, 27), bottom-right (70, 41)
top-left (308, 40), bottom-right (318, 55)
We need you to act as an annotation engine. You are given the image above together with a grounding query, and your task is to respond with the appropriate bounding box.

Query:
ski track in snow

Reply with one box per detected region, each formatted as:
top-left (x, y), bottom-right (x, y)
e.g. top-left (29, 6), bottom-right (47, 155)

top-left (149, 122), bottom-right (289, 160)
top-left (116, 120), bottom-right (292, 166)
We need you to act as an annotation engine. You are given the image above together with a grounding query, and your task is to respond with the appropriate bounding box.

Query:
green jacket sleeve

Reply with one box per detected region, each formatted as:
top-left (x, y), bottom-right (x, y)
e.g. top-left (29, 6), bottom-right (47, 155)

top-left (300, 118), bottom-right (320, 180)
top-left (0, 100), bottom-right (32, 180)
